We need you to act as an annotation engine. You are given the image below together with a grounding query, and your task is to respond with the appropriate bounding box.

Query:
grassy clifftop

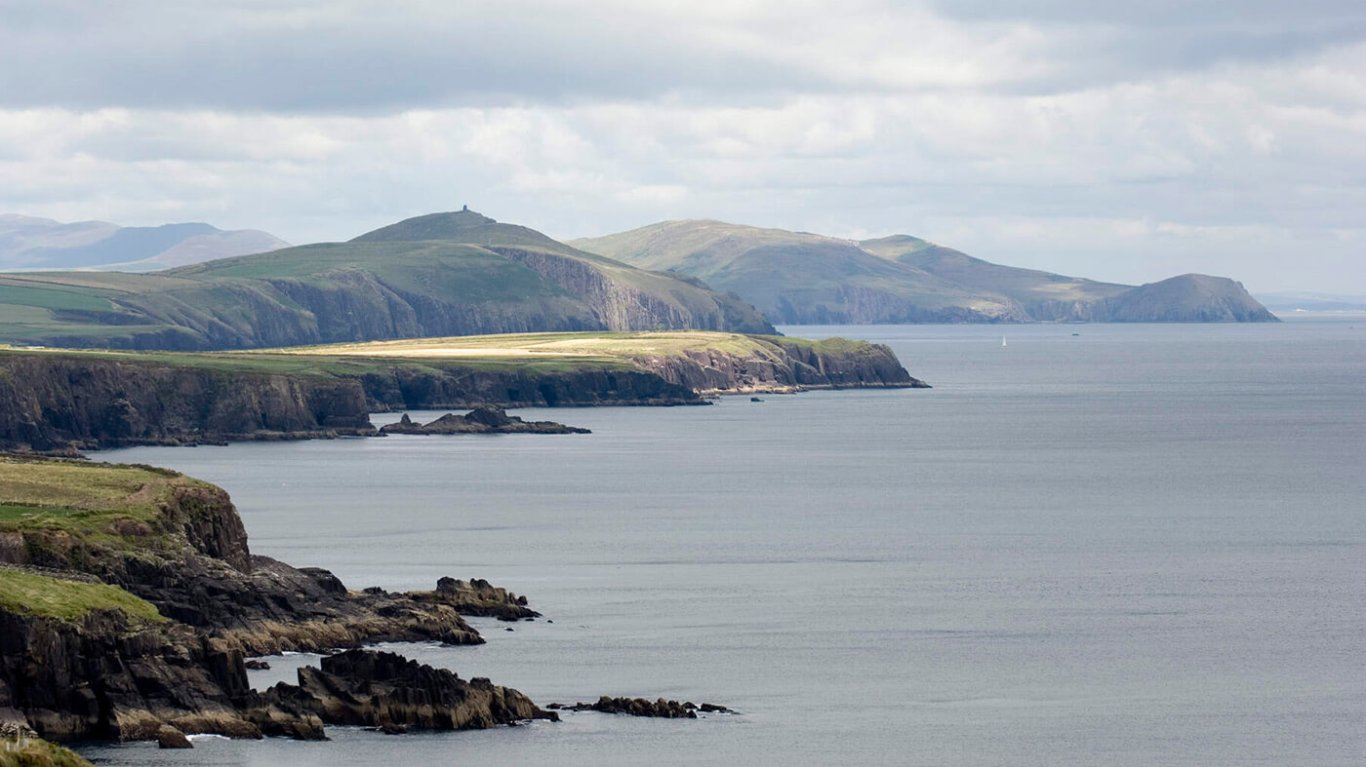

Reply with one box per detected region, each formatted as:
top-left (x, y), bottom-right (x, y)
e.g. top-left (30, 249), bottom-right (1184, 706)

top-left (0, 458), bottom-right (181, 628)
top-left (274, 330), bottom-right (923, 394)
top-left (0, 568), bottom-right (164, 626)
top-left (0, 455), bottom-right (191, 525)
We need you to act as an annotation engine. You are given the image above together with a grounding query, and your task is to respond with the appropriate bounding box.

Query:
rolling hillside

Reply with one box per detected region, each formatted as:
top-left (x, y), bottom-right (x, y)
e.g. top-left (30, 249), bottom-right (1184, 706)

top-left (0, 214), bottom-right (288, 271)
top-left (574, 221), bottom-right (1277, 324)
top-left (0, 210), bottom-right (773, 350)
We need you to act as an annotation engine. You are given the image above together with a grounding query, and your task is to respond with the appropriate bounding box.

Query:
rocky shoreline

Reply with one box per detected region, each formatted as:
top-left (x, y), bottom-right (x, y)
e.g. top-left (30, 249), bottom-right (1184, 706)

top-left (0, 456), bottom-right (557, 749)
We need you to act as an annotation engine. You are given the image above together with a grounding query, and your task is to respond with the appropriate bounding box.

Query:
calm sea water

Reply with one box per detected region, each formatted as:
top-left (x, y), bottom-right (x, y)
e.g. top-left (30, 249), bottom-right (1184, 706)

top-left (85, 320), bottom-right (1365, 766)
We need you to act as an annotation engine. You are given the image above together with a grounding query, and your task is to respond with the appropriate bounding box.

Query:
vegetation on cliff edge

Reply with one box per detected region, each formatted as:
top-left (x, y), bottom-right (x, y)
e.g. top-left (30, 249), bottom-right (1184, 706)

top-left (0, 568), bottom-right (165, 625)
top-left (0, 735), bottom-right (95, 767)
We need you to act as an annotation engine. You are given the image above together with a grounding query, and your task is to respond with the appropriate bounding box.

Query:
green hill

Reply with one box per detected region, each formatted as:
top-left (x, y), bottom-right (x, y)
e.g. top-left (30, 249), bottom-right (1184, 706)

top-left (574, 221), bottom-right (1277, 324)
top-left (0, 210), bottom-right (773, 350)
top-left (572, 220), bottom-right (1026, 323)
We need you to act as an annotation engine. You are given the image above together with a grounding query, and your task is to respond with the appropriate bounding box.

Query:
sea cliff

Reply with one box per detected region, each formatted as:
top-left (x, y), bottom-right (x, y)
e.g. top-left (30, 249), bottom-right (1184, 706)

top-left (0, 332), bottom-right (923, 453)
top-left (0, 456), bottom-right (553, 746)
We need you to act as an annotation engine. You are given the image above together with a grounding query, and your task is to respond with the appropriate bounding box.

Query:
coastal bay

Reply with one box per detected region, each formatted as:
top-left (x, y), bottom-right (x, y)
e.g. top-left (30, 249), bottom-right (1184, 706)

top-left (79, 320), bottom-right (1365, 766)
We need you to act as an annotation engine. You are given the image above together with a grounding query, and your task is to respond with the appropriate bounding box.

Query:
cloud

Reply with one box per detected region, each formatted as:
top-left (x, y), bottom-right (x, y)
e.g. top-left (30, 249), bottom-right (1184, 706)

top-left (0, 0), bottom-right (1363, 292)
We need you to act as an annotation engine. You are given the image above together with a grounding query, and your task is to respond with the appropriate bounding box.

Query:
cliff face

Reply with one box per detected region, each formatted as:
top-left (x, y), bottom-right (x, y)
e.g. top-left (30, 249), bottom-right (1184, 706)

top-left (0, 354), bottom-right (374, 452)
top-left (0, 607), bottom-right (255, 742)
top-left (0, 352), bottom-right (705, 452)
top-left (0, 457), bottom-right (550, 743)
top-left (628, 337), bottom-right (926, 394)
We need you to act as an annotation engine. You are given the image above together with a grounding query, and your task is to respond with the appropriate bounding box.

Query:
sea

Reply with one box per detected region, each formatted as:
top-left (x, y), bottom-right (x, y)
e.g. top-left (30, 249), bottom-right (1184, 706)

top-left (83, 319), bottom-right (1365, 766)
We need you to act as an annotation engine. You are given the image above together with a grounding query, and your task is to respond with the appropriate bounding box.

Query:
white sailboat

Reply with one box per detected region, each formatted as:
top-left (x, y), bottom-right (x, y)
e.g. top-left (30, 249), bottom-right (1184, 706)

top-left (1001, 335), bottom-right (1007, 348)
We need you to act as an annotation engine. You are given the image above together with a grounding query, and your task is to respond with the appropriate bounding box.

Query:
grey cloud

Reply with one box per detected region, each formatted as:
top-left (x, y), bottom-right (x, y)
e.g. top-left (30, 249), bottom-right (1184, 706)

top-left (5, 0), bottom-right (1364, 113)
top-left (0, 1), bottom-right (840, 112)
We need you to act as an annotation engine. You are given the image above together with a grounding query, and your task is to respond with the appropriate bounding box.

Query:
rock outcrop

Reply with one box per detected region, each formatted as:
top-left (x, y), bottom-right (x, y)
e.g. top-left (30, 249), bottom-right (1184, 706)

top-left (547, 696), bottom-right (735, 718)
top-left (263, 650), bottom-right (558, 732)
top-left (380, 407), bottom-right (590, 435)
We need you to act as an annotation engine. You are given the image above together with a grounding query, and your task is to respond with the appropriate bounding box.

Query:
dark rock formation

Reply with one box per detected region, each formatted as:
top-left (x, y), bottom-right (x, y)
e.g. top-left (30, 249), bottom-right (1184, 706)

top-left (0, 607), bottom-right (260, 742)
top-left (244, 660), bottom-right (271, 670)
top-left (420, 577), bottom-right (538, 621)
top-left (0, 353), bottom-right (375, 453)
top-left (265, 650), bottom-right (558, 731)
top-left (548, 696), bottom-right (728, 718)
top-left (380, 407), bottom-right (590, 435)
top-left (156, 725), bottom-right (192, 749)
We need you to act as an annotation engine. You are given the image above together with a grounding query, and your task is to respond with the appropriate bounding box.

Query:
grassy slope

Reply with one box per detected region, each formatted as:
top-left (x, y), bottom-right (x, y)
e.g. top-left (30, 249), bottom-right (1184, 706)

top-left (0, 569), bottom-right (164, 625)
top-left (859, 235), bottom-right (1131, 304)
top-left (572, 220), bottom-right (1017, 320)
top-left (350, 211), bottom-right (767, 319)
top-left (0, 736), bottom-right (95, 767)
top-left (0, 456), bottom-right (193, 538)
top-left (0, 457), bottom-right (182, 625)
top-left (0, 211), bottom-right (772, 348)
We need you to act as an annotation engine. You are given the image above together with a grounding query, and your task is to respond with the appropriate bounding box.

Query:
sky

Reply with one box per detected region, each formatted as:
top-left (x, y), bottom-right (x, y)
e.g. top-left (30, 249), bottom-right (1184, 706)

top-left (1, 0), bottom-right (1363, 293)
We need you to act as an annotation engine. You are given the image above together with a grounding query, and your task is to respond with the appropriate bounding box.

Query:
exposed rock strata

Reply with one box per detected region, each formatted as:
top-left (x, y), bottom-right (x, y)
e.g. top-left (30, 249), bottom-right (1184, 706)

top-left (265, 650), bottom-right (558, 731)
top-left (380, 406), bottom-right (590, 435)
top-left (0, 458), bottom-right (550, 744)
top-left (0, 352), bottom-right (696, 452)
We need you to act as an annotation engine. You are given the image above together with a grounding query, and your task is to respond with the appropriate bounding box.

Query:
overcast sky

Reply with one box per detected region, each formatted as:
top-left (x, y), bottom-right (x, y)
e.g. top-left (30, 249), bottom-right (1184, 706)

top-left (2, 0), bottom-right (1363, 292)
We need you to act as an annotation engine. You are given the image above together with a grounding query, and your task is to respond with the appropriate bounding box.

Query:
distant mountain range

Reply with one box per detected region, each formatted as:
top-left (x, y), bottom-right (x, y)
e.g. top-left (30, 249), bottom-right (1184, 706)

top-left (573, 220), bottom-right (1278, 324)
top-left (1254, 292), bottom-right (1366, 313)
top-left (0, 214), bottom-right (289, 271)
top-left (0, 209), bottom-right (1280, 351)
top-left (0, 209), bottom-right (772, 350)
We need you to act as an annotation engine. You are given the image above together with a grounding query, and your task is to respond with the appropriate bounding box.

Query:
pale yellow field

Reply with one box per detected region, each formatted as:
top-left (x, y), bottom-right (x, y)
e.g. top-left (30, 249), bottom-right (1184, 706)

top-left (261, 330), bottom-right (782, 362)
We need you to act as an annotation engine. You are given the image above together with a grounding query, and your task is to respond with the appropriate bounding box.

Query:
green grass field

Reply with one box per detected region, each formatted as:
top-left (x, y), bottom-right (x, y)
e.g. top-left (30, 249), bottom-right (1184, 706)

top-left (0, 568), bottom-right (165, 625)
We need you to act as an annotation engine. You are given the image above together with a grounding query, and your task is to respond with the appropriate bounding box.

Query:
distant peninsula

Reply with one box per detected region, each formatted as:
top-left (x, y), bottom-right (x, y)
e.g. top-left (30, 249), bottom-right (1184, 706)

top-left (573, 220), bottom-right (1278, 324)
top-left (0, 330), bottom-right (922, 453)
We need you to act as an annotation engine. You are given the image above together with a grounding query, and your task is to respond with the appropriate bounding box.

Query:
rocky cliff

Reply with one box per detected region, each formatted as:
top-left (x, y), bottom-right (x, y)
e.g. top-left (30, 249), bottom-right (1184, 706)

top-left (628, 336), bottom-right (927, 394)
top-left (0, 351), bottom-right (700, 452)
top-left (0, 353), bottom-right (374, 453)
top-left (0, 334), bottom-right (923, 453)
top-left (0, 456), bottom-right (552, 744)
